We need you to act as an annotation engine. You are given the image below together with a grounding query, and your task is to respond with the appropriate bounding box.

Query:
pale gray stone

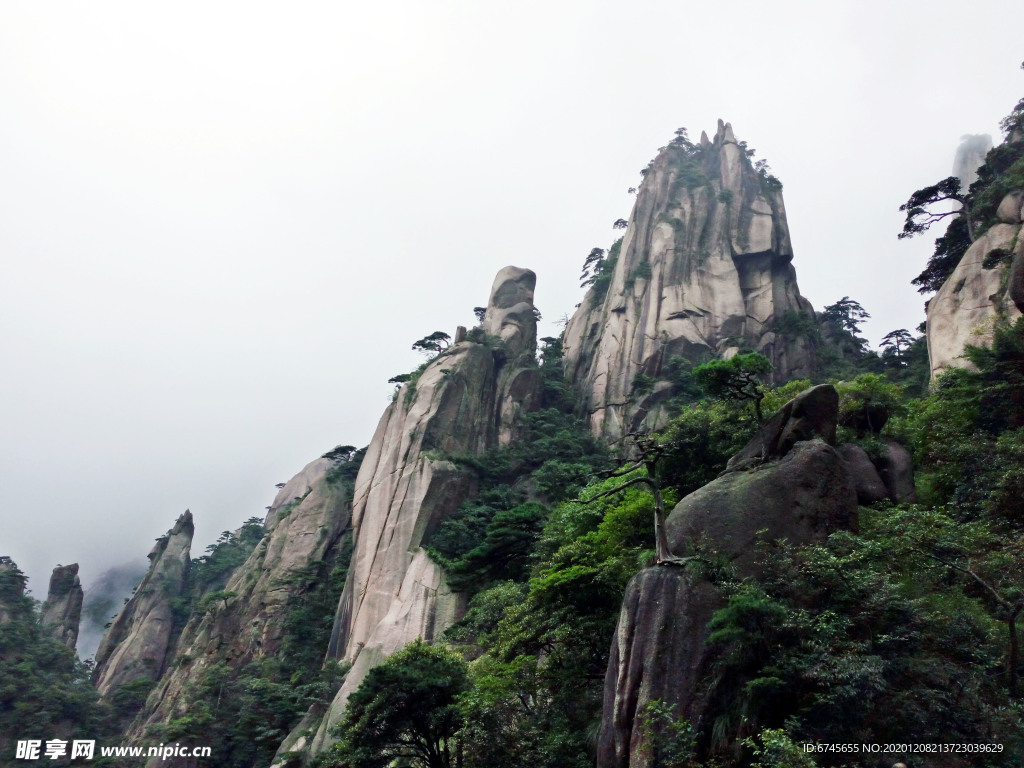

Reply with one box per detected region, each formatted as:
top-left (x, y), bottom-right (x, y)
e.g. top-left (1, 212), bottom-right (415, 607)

top-left (997, 191), bottom-right (1023, 224)
top-left (927, 222), bottom-right (1022, 379)
top-left (282, 267), bottom-right (543, 763)
top-left (93, 511), bottom-right (193, 696)
top-left (563, 123), bottom-right (814, 442)
top-left (130, 459), bottom-right (353, 766)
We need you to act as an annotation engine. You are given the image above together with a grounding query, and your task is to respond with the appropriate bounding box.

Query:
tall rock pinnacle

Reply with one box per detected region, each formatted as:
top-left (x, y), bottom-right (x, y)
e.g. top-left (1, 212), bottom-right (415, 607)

top-left (93, 510), bottom-right (194, 696)
top-left (276, 267), bottom-right (543, 762)
top-left (563, 121), bottom-right (815, 441)
top-left (40, 563), bottom-right (84, 649)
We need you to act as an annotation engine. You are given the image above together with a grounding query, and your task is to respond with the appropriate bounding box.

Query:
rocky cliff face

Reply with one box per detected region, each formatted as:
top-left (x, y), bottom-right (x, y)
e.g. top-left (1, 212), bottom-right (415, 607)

top-left (93, 510), bottom-right (194, 697)
top-left (563, 121), bottom-right (815, 442)
top-left (927, 129), bottom-right (1024, 379)
top-left (40, 563), bottom-right (83, 649)
top-left (597, 386), bottom-right (858, 768)
top-left (280, 266), bottom-right (543, 762)
top-left (927, 191), bottom-right (1024, 378)
top-left (130, 457), bottom-right (352, 752)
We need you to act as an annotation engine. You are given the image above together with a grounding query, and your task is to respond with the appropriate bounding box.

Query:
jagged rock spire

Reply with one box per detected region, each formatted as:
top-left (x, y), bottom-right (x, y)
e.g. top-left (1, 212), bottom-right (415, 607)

top-left (276, 266), bottom-right (542, 763)
top-left (41, 563), bottom-right (84, 649)
top-left (93, 510), bottom-right (194, 696)
top-left (563, 122), bottom-right (815, 441)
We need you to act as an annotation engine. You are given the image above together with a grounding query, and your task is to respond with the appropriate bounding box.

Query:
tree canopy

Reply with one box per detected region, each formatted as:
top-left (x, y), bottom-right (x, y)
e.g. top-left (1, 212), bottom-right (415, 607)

top-left (412, 331), bottom-right (452, 355)
top-left (328, 640), bottom-right (469, 768)
top-left (693, 352), bottom-right (773, 422)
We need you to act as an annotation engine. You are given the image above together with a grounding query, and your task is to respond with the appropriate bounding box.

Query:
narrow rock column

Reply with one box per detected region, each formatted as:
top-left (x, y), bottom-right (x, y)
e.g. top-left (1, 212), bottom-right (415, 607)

top-left (40, 563), bottom-right (84, 649)
top-left (93, 510), bottom-right (194, 696)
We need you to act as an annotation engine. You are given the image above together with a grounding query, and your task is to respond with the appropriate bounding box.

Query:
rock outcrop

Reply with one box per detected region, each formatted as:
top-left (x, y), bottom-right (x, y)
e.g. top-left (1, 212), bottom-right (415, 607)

top-left (877, 438), bottom-right (917, 504)
top-left (599, 568), bottom-right (723, 768)
top-left (927, 206), bottom-right (1023, 378)
top-left (839, 443), bottom-right (890, 505)
top-left (40, 563), bottom-right (84, 649)
top-left (563, 121), bottom-right (815, 442)
top-left (279, 266), bottom-right (543, 762)
top-left (724, 383), bottom-right (838, 471)
top-left (597, 386), bottom-right (858, 768)
top-left (130, 457), bottom-right (352, 754)
top-left (93, 511), bottom-right (194, 697)
top-left (927, 131), bottom-right (1023, 379)
top-left (838, 439), bottom-right (917, 506)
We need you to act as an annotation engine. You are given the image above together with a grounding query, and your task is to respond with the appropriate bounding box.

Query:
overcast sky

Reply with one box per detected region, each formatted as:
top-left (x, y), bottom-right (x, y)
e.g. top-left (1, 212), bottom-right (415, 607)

top-left (2, 1), bottom-right (1022, 611)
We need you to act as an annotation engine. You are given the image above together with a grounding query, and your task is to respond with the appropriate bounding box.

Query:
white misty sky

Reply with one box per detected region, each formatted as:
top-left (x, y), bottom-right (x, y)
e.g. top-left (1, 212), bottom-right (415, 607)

top-left (1, 1), bottom-right (1022, 602)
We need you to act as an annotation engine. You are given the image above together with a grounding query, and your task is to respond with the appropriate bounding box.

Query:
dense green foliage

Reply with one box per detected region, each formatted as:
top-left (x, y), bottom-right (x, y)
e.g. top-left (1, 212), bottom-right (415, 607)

top-left (152, 658), bottom-right (346, 768)
top-left (334, 310), bottom-right (1024, 767)
top-left (142, 446), bottom-right (366, 768)
top-left (0, 562), bottom-right (107, 765)
top-left (325, 640), bottom-right (468, 768)
top-left (693, 353), bottom-right (772, 422)
top-left (426, 336), bottom-right (608, 594)
top-left (695, 319), bottom-right (1024, 766)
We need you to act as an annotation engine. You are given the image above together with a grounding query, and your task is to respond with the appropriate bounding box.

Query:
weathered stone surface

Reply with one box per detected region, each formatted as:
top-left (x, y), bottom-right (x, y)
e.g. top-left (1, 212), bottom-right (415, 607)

top-left (839, 443), bottom-right (889, 505)
top-left (667, 439), bottom-right (857, 576)
top-left (266, 456), bottom-right (334, 527)
top-left (926, 222), bottom-right (1022, 378)
top-left (996, 190), bottom-right (1023, 224)
top-left (725, 384), bottom-right (838, 470)
top-left (282, 267), bottom-right (543, 763)
top-left (928, 135), bottom-right (1023, 379)
top-left (41, 563), bottom-right (84, 649)
top-left (94, 511), bottom-right (193, 696)
top-left (878, 438), bottom-right (917, 504)
top-left (563, 121), bottom-right (816, 442)
top-left (601, 421), bottom-right (858, 767)
top-left (131, 458), bottom-right (352, 754)
top-left (597, 568), bottom-right (723, 768)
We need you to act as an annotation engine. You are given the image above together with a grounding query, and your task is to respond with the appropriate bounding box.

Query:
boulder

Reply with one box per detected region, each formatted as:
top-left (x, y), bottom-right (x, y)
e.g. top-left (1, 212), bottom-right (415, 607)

top-left (996, 190), bottom-right (1023, 224)
top-left (668, 439), bottom-right (857, 576)
top-left (839, 443), bottom-right (889, 505)
top-left (927, 222), bottom-right (1023, 378)
top-left (597, 568), bottom-right (722, 768)
top-left (40, 563), bottom-right (84, 649)
top-left (599, 383), bottom-right (858, 768)
top-left (878, 438), bottom-right (917, 504)
top-left (725, 384), bottom-right (838, 471)
top-left (928, 131), bottom-right (1024, 379)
